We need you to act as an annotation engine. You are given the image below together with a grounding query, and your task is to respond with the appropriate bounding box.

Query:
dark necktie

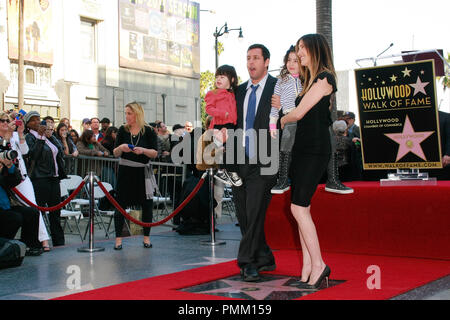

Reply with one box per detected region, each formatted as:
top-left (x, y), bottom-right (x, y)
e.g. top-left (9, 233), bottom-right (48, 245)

top-left (246, 84), bottom-right (259, 158)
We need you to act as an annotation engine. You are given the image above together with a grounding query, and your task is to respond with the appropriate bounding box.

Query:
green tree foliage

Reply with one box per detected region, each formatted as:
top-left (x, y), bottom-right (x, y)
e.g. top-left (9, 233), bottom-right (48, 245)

top-left (200, 70), bottom-right (216, 127)
top-left (216, 41), bottom-right (224, 57)
top-left (199, 41), bottom-right (242, 128)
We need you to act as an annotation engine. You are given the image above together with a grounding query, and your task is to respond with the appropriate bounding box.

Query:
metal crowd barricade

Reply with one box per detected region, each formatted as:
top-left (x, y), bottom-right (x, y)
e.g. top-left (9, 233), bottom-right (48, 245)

top-left (64, 155), bottom-right (187, 227)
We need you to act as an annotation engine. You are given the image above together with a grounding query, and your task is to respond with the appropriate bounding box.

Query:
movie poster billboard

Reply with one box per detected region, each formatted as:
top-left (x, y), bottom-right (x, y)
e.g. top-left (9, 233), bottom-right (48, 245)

top-left (355, 60), bottom-right (442, 170)
top-left (7, 0), bottom-right (53, 65)
top-left (119, 0), bottom-right (200, 79)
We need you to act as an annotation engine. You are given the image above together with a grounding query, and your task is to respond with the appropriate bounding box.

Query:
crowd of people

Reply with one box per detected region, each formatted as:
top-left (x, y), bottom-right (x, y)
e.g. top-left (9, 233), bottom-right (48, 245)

top-left (0, 107), bottom-right (198, 259)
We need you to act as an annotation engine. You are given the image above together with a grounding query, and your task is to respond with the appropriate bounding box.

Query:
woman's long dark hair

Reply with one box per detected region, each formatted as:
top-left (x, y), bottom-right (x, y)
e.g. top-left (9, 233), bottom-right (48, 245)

top-left (279, 45), bottom-right (297, 81)
top-left (69, 129), bottom-right (79, 142)
top-left (55, 122), bottom-right (67, 139)
top-left (215, 65), bottom-right (239, 93)
top-left (101, 127), bottom-right (118, 153)
top-left (104, 126), bottom-right (118, 140)
top-left (296, 33), bottom-right (336, 96)
top-left (79, 130), bottom-right (95, 147)
top-left (56, 122), bottom-right (76, 154)
top-left (101, 126), bottom-right (118, 145)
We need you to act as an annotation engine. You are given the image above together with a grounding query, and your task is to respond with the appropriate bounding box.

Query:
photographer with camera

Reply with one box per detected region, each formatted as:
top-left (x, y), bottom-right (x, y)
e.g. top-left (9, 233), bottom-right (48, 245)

top-left (24, 111), bottom-right (67, 247)
top-left (4, 112), bottom-right (50, 248)
top-left (0, 142), bottom-right (42, 256)
top-left (2, 112), bottom-right (52, 252)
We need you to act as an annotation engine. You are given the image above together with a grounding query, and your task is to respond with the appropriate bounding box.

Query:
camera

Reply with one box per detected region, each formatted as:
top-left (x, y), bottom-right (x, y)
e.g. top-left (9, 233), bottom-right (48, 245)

top-left (0, 138), bottom-right (18, 161)
top-left (0, 150), bottom-right (18, 161)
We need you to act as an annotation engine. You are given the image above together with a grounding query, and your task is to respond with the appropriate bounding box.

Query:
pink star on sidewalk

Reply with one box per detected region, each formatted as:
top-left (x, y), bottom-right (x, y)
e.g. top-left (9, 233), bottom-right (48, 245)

top-left (385, 115), bottom-right (434, 162)
top-left (198, 278), bottom-right (302, 300)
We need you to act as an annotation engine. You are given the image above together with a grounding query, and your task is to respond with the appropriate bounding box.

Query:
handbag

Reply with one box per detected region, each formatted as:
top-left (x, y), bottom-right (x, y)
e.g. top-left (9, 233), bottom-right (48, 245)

top-left (196, 131), bottom-right (219, 171)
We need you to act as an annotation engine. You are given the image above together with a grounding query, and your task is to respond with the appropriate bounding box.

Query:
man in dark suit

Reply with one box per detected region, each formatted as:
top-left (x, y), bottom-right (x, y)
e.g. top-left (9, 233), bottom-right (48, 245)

top-left (232, 44), bottom-right (278, 282)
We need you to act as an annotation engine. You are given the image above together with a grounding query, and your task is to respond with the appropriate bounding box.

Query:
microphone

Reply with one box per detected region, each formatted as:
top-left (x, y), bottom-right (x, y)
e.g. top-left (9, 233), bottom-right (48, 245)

top-left (374, 43), bottom-right (394, 66)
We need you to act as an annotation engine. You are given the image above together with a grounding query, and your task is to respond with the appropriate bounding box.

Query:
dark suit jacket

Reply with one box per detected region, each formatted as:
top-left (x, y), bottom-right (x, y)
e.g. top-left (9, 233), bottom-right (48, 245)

top-left (235, 74), bottom-right (278, 170)
top-left (439, 111), bottom-right (450, 157)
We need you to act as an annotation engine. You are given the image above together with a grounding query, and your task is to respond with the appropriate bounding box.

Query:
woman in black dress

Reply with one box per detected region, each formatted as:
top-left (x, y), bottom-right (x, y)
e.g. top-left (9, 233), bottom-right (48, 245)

top-left (113, 103), bottom-right (158, 250)
top-left (280, 34), bottom-right (335, 289)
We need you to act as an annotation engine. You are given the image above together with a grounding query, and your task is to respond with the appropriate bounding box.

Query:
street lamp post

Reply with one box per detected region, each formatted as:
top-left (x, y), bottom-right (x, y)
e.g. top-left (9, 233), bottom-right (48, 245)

top-left (214, 23), bottom-right (243, 70)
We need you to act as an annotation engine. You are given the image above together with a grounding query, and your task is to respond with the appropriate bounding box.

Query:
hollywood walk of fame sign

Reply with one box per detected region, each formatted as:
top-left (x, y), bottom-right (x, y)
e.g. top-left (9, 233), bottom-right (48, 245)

top-left (355, 60), bottom-right (443, 170)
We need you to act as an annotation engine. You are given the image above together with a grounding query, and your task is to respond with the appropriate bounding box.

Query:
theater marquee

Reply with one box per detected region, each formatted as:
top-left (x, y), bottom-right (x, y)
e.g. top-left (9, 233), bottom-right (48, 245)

top-left (355, 60), bottom-right (442, 170)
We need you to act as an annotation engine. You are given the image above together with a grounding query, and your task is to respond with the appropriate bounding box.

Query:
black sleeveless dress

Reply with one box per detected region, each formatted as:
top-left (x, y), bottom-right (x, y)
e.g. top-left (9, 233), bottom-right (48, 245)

top-left (290, 72), bottom-right (336, 207)
top-left (115, 125), bottom-right (158, 206)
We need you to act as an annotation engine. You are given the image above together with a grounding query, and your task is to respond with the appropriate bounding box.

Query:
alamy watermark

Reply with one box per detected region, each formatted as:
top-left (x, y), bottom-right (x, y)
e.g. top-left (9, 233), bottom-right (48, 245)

top-left (367, 265), bottom-right (382, 290)
top-left (66, 265), bottom-right (81, 290)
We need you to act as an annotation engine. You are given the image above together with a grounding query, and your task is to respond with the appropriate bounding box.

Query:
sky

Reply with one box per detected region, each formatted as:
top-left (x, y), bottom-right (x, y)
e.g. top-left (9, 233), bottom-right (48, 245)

top-left (196, 0), bottom-right (450, 80)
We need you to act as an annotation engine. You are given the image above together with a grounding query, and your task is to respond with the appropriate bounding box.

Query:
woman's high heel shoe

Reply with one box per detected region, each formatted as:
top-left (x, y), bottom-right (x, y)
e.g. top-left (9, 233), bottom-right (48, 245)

top-left (296, 265), bottom-right (331, 290)
top-left (143, 242), bottom-right (153, 249)
top-left (290, 277), bottom-right (310, 287)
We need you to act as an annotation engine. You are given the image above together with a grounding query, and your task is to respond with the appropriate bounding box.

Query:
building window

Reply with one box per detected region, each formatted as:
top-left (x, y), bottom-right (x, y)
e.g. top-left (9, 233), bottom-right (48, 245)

top-left (80, 18), bottom-right (96, 63)
top-left (26, 69), bottom-right (35, 84)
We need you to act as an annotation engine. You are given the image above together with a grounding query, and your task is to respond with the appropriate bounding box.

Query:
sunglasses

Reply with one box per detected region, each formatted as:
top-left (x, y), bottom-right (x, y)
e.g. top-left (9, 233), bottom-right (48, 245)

top-left (0, 119), bottom-right (10, 123)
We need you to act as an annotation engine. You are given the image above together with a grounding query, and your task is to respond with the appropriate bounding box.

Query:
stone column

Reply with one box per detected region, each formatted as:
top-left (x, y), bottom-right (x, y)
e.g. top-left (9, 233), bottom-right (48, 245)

top-left (54, 79), bottom-right (73, 119)
top-left (0, 73), bottom-right (9, 110)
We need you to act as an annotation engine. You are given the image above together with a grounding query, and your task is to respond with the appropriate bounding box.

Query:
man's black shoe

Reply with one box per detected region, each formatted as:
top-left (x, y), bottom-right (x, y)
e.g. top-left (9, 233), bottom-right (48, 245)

top-left (25, 247), bottom-right (43, 256)
top-left (240, 265), bottom-right (260, 282)
top-left (257, 263), bottom-right (276, 273)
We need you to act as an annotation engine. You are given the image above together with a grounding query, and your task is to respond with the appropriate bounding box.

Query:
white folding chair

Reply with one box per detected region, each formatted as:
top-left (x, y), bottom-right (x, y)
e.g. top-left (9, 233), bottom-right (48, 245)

top-left (94, 182), bottom-right (115, 234)
top-left (63, 175), bottom-right (90, 207)
top-left (60, 182), bottom-right (84, 242)
top-left (84, 181), bottom-right (130, 238)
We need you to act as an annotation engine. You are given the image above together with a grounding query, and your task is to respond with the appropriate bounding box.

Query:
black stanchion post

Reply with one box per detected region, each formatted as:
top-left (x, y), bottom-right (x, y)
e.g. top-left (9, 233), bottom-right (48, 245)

top-left (202, 168), bottom-right (225, 246)
top-left (78, 172), bottom-right (105, 253)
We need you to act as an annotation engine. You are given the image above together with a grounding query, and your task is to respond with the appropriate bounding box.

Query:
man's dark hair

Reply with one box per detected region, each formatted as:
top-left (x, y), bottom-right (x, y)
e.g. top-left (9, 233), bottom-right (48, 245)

top-left (248, 44), bottom-right (271, 61)
top-left (43, 116), bottom-right (54, 122)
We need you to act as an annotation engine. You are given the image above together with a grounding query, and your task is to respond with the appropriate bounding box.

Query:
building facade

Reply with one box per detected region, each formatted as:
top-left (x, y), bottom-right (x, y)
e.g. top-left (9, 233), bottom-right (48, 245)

top-left (0, 0), bottom-right (201, 132)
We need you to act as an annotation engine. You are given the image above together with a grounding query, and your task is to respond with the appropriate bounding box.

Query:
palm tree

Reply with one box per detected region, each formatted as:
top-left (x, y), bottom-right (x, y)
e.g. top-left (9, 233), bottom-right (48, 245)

top-left (9, 0), bottom-right (25, 110)
top-left (316, 0), bottom-right (354, 193)
top-left (316, 0), bottom-right (337, 120)
top-left (316, 0), bottom-right (333, 52)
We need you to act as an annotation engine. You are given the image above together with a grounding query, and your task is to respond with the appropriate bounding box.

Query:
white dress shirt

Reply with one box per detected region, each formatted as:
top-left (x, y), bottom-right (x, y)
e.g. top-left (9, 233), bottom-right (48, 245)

top-left (243, 73), bottom-right (269, 146)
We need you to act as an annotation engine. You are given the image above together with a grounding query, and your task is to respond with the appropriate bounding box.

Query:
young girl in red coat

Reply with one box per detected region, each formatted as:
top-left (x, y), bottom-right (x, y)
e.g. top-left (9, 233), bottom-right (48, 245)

top-left (205, 65), bottom-right (242, 187)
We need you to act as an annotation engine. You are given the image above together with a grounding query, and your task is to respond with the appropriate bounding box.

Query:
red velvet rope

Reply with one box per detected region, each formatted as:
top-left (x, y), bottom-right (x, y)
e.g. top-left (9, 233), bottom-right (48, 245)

top-left (96, 175), bottom-right (206, 228)
top-left (12, 180), bottom-right (87, 212)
